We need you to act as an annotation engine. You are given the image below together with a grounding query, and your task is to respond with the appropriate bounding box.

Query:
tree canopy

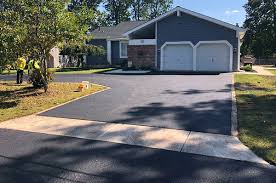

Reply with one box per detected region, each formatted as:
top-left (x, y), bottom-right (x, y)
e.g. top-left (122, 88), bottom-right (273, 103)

top-left (0, 0), bottom-right (95, 78)
top-left (242, 0), bottom-right (276, 58)
top-left (104, 0), bottom-right (173, 25)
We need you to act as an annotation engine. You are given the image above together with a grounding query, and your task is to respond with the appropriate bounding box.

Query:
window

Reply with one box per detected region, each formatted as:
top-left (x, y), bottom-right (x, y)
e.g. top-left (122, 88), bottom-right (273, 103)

top-left (120, 41), bottom-right (128, 58)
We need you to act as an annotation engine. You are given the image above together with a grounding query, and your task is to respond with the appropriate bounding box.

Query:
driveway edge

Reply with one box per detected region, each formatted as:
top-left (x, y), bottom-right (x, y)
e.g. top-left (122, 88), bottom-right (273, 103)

top-left (36, 84), bottom-right (111, 115)
top-left (231, 74), bottom-right (238, 136)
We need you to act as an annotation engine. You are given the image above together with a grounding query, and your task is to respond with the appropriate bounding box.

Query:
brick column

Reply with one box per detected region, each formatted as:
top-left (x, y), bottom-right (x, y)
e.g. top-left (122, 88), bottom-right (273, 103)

top-left (128, 45), bottom-right (156, 69)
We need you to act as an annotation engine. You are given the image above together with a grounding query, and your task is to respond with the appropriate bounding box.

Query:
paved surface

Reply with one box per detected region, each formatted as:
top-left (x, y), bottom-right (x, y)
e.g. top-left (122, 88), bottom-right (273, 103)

top-left (0, 128), bottom-right (275, 183)
top-left (36, 73), bottom-right (233, 135)
top-left (0, 115), bottom-right (266, 164)
top-left (237, 66), bottom-right (274, 76)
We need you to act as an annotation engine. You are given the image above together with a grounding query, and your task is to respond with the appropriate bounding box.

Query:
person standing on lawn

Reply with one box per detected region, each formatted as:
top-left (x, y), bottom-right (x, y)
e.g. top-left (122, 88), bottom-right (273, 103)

top-left (16, 55), bottom-right (26, 84)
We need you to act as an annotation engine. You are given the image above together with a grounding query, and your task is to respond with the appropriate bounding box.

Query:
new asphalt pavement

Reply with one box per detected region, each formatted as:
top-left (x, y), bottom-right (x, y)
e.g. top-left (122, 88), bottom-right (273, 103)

top-left (40, 73), bottom-right (233, 135)
top-left (0, 128), bottom-right (275, 183)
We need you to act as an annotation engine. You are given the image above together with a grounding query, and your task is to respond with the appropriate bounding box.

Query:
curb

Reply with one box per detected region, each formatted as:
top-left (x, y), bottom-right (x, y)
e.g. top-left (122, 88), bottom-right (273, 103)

top-left (35, 83), bottom-right (111, 115)
top-left (231, 74), bottom-right (238, 136)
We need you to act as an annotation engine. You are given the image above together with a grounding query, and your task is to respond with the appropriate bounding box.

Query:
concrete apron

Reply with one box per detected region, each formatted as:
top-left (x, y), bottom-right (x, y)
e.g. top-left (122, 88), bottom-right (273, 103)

top-left (0, 115), bottom-right (268, 165)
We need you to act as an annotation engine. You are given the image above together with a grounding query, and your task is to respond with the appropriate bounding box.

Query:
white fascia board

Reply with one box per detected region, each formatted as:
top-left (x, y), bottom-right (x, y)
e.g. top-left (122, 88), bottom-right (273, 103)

top-left (129, 39), bottom-right (156, 45)
top-left (123, 6), bottom-right (246, 36)
top-left (107, 40), bottom-right (111, 64)
top-left (107, 38), bottom-right (129, 41)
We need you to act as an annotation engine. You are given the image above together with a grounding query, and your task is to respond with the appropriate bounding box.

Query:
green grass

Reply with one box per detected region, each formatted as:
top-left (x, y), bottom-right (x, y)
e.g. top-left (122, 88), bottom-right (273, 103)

top-left (0, 70), bottom-right (27, 75)
top-left (266, 69), bottom-right (276, 75)
top-left (1, 68), bottom-right (114, 75)
top-left (235, 74), bottom-right (276, 164)
top-left (49, 67), bottom-right (114, 74)
top-left (0, 81), bottom-right (107, 122)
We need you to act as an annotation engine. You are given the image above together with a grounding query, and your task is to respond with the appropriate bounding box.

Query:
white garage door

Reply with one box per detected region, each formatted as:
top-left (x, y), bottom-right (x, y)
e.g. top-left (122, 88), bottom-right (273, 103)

top-left (162, 44), bottom-right (193, 71)
top-left (196, 43), bottom-right (231, 72)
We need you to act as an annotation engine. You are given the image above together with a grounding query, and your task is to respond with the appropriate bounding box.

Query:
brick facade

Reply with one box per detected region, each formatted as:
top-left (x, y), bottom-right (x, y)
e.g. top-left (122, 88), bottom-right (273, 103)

top-left (128, 45), bottom-right (155, 69)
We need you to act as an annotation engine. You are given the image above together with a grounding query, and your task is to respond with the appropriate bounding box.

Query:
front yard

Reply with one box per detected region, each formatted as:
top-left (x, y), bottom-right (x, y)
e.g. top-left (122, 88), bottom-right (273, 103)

top-left (235, 74), bottom-right (276, 164)
top-left (267, 69), bottom-right (276, 75)
top-left (0, 68), bottom-right (114, 75)
top-left (0, 81), bottom-right (107, 122)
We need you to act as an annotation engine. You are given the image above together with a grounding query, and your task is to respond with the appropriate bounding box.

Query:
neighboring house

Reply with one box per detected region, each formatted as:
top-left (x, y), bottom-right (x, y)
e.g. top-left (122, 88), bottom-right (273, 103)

top-left (88, 6), bottom-right (246, 72)
top-left (47, 47), bottom-right (60, 68)
top-left (87, 21), bottom-right (146, 67)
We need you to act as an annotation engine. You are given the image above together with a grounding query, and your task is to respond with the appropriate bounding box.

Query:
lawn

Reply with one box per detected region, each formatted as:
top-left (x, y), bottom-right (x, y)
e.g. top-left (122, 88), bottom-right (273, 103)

top-left (235, 74), bottom-right (276, 164)
top-left (0, 81), bottom-right (107, 122)
top-left (1, 68), bottom-right (114, 75)
top-left (267, 69), bottom-right (276, 75)
top-left (0, 70), bottom-right (27, 75)
top-left (49, 67), bottom-right (114, 74)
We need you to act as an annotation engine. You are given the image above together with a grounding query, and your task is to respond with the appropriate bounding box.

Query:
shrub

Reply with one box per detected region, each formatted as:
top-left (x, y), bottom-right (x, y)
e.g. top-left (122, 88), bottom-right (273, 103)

top-left (241, 65), bottom-right (253, 72)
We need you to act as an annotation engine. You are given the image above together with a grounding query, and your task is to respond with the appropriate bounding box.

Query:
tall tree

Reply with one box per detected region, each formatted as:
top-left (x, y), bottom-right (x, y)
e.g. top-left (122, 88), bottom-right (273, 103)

top-left (68, 0), bottom-right (102, 10)
top-left (68, 0), bottom-right (108, 29)
top-left (130, 0), bottom-right (147, 21)
top-left (242, 0), bottom-right (276, 58)
top-left (144, 0), bottom-right (173, 19)
top-left (104, 0), bottom-right (131, 25)
top-left (1, 0), bottom-right (92, 81)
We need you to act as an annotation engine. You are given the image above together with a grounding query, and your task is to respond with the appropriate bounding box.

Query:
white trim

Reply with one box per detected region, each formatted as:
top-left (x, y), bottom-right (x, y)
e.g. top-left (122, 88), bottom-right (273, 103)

top-left (237, 37), bottom-right (241, 71)
top-left (123, 6), bottom-right (246, 36)
top-left (155, 22), bottom-right (158, 69)
top-left (119, 41), bottom-right (128, 59)
top-left (129, 39), bottom-right (156, 45)
top-left (107, 38), bottom-right (128, 41)
top-left (194, 40), bottom-right (233, 72)
top-left (160, 41), bottom-right (194, 71)
top-left (177, 10), bottom-right (181, 17)
top-left (107, 40), bottom-right (112, 64)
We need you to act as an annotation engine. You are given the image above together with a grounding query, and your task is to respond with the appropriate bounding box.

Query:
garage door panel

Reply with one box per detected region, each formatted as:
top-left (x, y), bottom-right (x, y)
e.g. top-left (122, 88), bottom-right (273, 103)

top-left (196, 43), bottom-right (230, 72)
top-left (162, 44), bottom-right (193, 71)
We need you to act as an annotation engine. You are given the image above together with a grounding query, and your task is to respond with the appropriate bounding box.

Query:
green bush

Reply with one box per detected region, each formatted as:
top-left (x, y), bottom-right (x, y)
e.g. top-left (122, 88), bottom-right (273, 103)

top-left (242, 65), bottom-right (253, 72)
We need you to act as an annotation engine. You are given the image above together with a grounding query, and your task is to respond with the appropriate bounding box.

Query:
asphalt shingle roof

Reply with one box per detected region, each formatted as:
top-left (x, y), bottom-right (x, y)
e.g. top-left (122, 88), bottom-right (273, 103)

top-left (90, 21), bottom-right (146, 39)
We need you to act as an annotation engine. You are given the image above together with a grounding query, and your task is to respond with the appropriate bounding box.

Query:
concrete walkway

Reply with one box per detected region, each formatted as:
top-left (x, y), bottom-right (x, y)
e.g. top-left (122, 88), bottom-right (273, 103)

top-left (238, 66), bottom-right (274, 76)
top-left (0, 115), bottom-right (267, 165)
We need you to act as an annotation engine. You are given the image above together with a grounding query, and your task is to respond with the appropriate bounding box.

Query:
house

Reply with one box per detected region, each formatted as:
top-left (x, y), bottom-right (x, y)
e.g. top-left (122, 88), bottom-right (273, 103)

top-left (88, 6), bottom-right (246, 72)
top-left (47, 47), bottom-right (60, 68)
top-left (87, 21), bottom-right (146, 67)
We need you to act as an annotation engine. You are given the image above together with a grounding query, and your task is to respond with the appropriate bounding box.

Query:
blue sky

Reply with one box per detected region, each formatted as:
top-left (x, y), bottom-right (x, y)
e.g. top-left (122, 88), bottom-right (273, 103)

top-left (173, 0), bottom-right (247, 26)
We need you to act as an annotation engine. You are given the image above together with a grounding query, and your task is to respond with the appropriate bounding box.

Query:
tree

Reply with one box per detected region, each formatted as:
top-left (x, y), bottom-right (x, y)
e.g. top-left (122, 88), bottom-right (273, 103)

top-left (104, 0), bottom-right (131, 25)
top-left (242, 0), bottom-right (276, 58)
top-left (68, 0), bottom-right (109, 29)
top-left (130, 0), bottom-right (147, 21)
top-left (60, 44), bottom-right (105, 67)
top-left (68, 0), bottom-right (103, 10)
top-left (144, 0), bottom-right (173, 19)
top-left (130, 0), bottom-right (173, 21)
top-left (1, 0), bottom-right (92, 81)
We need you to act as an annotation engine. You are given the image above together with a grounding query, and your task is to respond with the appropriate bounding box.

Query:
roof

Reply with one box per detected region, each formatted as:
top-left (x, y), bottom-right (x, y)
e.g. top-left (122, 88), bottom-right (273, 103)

top-left (90, 21), bottom-right (146, 40)
top-left (123, 6), bottom-right (247, 37)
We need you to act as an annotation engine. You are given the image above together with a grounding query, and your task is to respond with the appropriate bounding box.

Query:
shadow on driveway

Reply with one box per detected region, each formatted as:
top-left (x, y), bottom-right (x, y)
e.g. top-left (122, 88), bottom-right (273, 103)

top-left (0, 129), bottom-right (275, 183)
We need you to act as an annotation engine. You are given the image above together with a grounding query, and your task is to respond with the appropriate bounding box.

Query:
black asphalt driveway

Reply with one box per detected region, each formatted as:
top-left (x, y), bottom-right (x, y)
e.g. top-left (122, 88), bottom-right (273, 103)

top-left (0, 129), bottom-right (275, 183)
top-left (38, 73), bottom-right (232, 135)
top-left (1, 73), bottom-right (233, 135)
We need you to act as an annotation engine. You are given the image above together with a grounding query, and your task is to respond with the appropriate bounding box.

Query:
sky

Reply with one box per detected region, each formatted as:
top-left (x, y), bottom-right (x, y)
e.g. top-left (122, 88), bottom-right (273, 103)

top-left (172, 0), bottom-right (247, 26)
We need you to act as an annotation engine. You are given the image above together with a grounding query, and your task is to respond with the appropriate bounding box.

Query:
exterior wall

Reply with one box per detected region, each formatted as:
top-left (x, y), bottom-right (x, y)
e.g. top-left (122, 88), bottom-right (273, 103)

top-left (128, 45), bottom-right (155, 69)
top-left (157, 12), bottom-right (239, 71)
top-left (87, 39), bottom-right (109, 66)
top-left (111, 41), bottom-right (128, 66)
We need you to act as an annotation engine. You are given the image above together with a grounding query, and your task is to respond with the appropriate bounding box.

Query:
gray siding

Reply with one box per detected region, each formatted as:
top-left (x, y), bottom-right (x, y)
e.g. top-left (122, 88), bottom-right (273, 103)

top-left (87, 39), bottom-right (108, 66)
top-left (111, 41), bottom-right (127, 65)
top-left (157, 12), bottom-right (239, 71)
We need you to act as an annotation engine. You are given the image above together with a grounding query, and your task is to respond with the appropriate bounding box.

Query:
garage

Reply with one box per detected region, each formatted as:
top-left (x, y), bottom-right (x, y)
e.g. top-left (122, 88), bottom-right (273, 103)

top-left (161, 42), bottom-right (193, 71)
top-left (196, 41), bottom-right (232, 72)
